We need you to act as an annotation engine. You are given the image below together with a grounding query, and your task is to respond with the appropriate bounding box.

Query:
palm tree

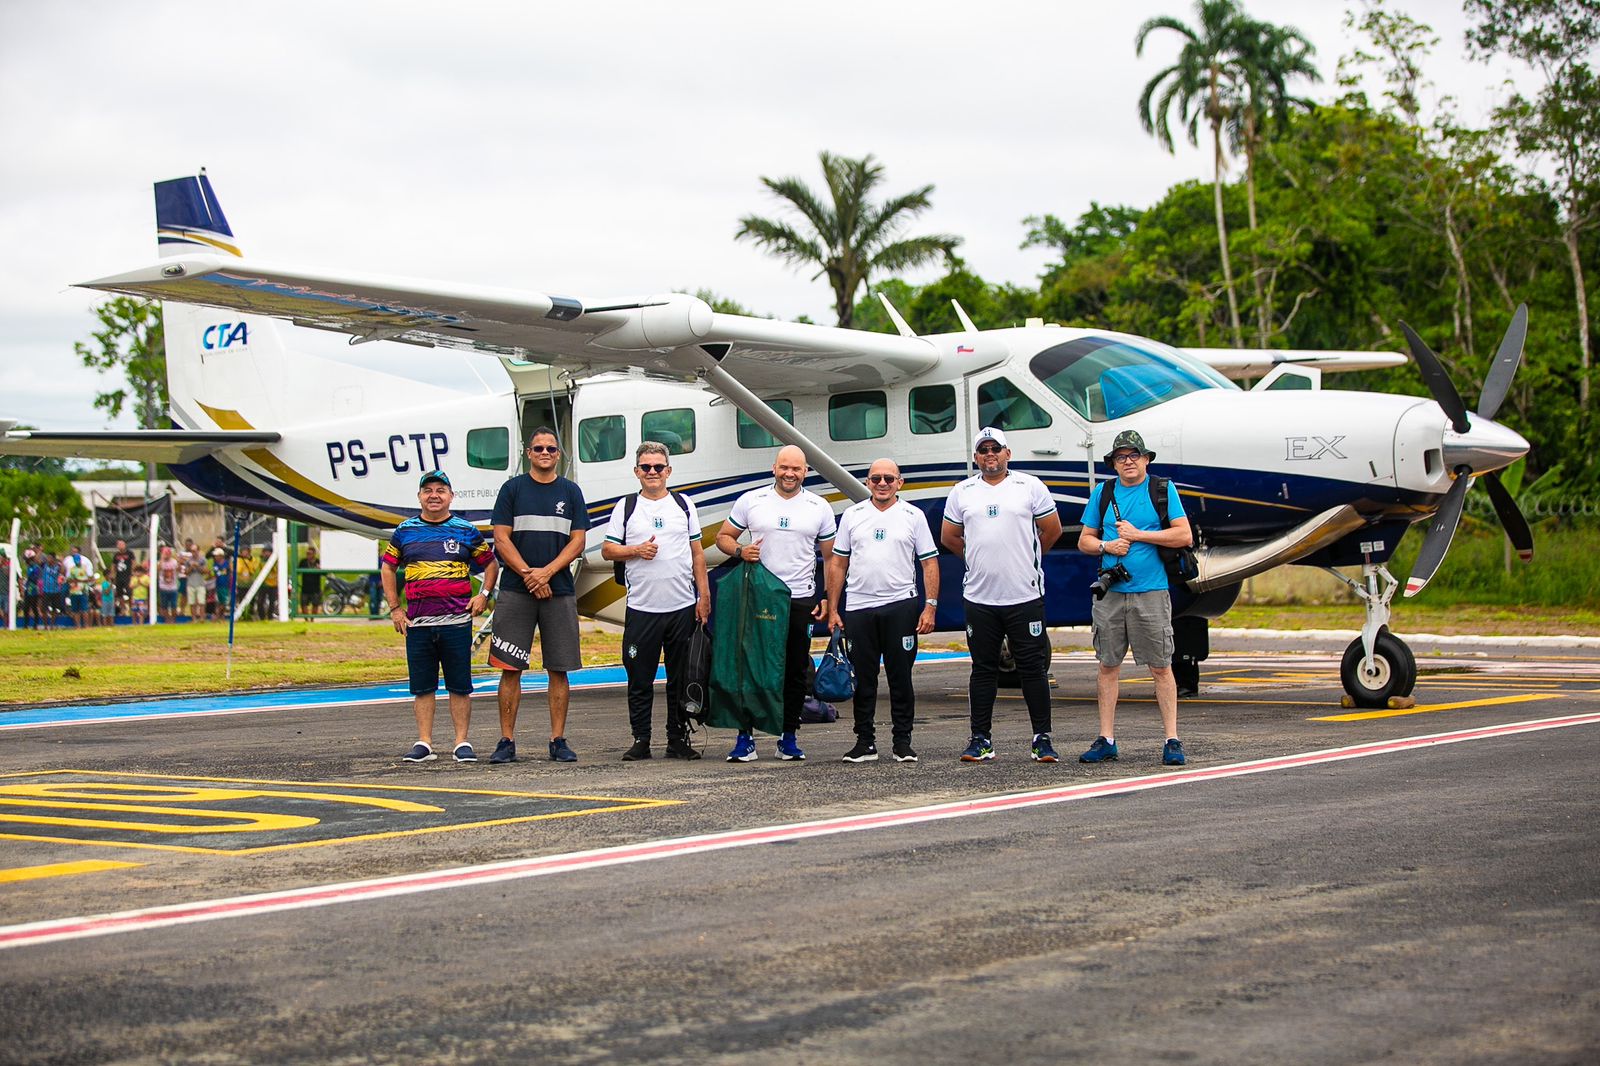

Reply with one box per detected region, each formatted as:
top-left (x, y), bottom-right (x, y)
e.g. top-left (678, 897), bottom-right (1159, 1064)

top-left (736, 152), bottom-right (961, 329)
top-left (1226, 21), bottom-right (1320, 345)
top-left (1136, 0), bottom-right (1257, 347)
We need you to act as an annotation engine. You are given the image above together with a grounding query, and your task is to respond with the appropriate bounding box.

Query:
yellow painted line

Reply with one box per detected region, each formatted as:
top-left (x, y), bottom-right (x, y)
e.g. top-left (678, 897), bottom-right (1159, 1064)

top-left (0, 859), bottom-right (142, 884)
top-left (1311, 692), bottom-right (1560, 722)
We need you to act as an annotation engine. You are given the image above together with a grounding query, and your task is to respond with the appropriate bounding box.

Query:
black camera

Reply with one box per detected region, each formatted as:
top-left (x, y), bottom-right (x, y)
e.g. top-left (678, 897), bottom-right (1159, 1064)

top-left (1090, 561), bottom-right (1131, 600)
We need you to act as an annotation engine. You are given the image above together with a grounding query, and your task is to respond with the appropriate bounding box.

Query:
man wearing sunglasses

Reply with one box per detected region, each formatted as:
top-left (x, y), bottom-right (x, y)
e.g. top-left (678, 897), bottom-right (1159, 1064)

top-left (941, 426), bottom-right (1064, 762)
top-left (715, 444), bottom-right (836, 762)
top-left (488, 427), bottom-right (590, 764)
top-left (825, 459), bottom-right (940, 763)
top-left (601, 442), bottom-right (711, 761)
top-left (1076, 429), bottom-right (1192, 767)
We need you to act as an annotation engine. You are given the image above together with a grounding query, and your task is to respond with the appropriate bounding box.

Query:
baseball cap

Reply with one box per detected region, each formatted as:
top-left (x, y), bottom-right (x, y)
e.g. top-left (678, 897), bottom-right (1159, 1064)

top-left (1103, 429), bottom-right (1156, 466)
top-left (973, 426), bottom-right (1008, 450)
top-left (418, 470), bottom-right (451, 488)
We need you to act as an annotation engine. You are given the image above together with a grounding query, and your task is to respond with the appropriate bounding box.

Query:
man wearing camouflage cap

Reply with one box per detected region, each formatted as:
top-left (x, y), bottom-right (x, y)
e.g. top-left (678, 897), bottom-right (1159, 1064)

top-left (1076, 430), bottom-right (1193, 766)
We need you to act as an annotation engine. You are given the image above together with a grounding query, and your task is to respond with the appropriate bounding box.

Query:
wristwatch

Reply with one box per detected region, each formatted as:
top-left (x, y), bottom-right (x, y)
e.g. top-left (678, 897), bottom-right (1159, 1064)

top-left (925, 598), bottom-right (938, 607)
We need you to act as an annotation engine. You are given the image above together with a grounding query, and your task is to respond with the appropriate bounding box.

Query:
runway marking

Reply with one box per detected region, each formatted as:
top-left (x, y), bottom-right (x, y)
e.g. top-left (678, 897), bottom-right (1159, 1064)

top-left (2, 710), bottom-right (1596, 951)
top-left (0, 771), bottom-right (676, 854)
top-left (1310, 692), bottom-right (1561, 722)
top-left (0, 860), bottom-right (142, 884)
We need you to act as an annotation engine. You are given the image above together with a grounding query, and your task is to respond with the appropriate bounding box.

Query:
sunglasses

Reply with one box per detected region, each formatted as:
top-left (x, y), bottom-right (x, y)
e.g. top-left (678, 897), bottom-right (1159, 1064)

top-left (637, 464), bottom-right (667, 474)
top-left (975, 445), bottom-right (1003, 455)
top-left (867, 474), bottom-right (899, 484)
top-left (528, 445), bottom-right (560, 454)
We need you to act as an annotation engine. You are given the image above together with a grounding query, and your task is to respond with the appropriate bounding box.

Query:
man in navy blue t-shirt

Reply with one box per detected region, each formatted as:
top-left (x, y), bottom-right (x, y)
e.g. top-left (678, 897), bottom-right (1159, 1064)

top-left (487, 426), bottom-right (590, 764)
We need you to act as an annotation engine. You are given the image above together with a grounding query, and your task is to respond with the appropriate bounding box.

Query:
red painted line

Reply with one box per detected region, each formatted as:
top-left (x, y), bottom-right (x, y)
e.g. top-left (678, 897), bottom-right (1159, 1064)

top-left (3, 710), bottom-right (1596, 951)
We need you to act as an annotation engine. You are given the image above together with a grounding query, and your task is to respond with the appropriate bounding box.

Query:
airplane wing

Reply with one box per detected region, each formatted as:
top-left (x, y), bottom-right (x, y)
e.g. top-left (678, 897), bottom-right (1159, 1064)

top-left (78, 256), bottom-right (941, 392)
top-left (1184, 348), bottom-right (1407, 379)
top-left (0, 428), bottom-right (280, 465)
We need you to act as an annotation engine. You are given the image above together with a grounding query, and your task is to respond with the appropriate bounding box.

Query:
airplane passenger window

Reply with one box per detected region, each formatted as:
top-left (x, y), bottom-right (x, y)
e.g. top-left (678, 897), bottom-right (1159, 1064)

top-left (909, 385), bottom-right (956, 435)
top-left (466, 427), bottom-right (510, 470)
top-left (1030, 336), bottom-right (1235, 422)
top-left (737, 400), bottom-right (795, 448)
top-left (642, 408), bottom-right (697, 455)
top-left (977, 377), bottom-right (1052, 431)
top-left (578, 415), bottom-right (625, 463)
top-left (829, 391), bottom-right (887, 441)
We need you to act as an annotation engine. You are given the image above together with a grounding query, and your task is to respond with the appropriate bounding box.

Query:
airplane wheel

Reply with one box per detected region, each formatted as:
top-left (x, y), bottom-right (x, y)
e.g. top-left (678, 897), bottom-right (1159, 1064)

top-left (1340, 629), bottom-right (1417, 707)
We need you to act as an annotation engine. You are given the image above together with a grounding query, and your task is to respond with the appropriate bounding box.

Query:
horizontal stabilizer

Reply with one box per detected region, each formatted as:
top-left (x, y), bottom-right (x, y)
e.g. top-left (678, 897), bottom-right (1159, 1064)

top-left (0, 428), bottom-right (279, 465)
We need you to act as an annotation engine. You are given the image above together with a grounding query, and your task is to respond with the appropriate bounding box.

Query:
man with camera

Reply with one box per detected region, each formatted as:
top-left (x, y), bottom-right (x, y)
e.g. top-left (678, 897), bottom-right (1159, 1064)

top-left (1077, 430), bottom-right (1193, 766)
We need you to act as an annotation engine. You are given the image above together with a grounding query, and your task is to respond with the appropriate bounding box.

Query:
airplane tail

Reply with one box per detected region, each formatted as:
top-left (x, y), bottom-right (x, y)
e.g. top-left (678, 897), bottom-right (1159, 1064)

top-left (155, 171), bottom-right (241, 259)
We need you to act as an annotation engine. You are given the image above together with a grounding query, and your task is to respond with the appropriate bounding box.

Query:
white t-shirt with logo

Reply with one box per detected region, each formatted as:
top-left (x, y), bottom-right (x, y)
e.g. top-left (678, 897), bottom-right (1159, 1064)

top-left (834, 498), bottom-right (939, 610)
top-left (942, 472), bottom-right (1057, 606)
top-left (604, 492), bottom-right (701, 614)
top-left (727, 486), bottom-right (837, 598)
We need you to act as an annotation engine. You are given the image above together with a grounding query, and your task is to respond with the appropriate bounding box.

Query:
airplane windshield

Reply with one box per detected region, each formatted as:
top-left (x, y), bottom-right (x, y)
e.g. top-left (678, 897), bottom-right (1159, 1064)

top-left (1029, 336), bottom-right (1237, 422)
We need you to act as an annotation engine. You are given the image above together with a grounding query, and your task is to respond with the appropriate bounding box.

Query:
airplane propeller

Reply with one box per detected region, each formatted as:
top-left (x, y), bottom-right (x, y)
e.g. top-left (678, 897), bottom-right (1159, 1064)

top-left (1397, 304), bottom-right (1533, 597)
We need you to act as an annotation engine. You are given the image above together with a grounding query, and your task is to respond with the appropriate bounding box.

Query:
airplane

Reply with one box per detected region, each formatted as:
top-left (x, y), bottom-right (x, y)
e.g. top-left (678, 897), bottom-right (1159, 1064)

top-left (0, 172), bottom-right (1535, 707)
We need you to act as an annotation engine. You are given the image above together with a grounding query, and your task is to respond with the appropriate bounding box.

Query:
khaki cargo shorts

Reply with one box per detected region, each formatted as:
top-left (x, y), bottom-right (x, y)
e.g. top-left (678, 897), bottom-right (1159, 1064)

top-left (1091, 589), bottom-right (1174, 668)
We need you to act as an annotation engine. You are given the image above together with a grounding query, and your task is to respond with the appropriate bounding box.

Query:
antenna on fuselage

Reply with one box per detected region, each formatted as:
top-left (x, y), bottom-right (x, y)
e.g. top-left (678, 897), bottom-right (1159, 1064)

top-left (876, 293), bottom-right (916, 338)
top-left (951, 300), bottom-right (978, 332)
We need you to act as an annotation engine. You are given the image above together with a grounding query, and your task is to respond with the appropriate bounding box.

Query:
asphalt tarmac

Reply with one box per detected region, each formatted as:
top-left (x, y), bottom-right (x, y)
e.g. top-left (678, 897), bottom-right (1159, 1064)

top-left (1, 636), bottom-right (1597, 1065)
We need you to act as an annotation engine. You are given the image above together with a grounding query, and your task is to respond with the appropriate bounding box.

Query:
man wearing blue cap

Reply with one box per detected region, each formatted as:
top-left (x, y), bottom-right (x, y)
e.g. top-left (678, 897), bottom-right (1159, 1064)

top-left (382, 470), bottom-right (498, 763)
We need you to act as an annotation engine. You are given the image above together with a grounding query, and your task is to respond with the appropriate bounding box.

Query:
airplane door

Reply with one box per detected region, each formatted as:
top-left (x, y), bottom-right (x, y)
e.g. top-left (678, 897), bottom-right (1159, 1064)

top-left (519, 388), bottom-right (574, 476)
top-left (965, 368), bottom-right (1077, 480)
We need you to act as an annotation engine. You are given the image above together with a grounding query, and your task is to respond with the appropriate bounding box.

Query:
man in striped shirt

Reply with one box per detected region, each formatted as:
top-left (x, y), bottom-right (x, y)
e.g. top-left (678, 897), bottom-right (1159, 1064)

top-left (382, 470), bottom-right (498, 764)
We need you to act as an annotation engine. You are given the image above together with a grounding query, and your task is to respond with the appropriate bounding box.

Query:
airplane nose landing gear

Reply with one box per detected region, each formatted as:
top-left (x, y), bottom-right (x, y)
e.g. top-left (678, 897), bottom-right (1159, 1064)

top-left (1323, 562), bottom-right (1418, 707)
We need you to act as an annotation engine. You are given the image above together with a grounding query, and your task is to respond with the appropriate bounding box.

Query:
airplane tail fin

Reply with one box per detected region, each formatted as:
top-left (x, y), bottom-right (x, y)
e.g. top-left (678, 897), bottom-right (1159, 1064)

top-left (155, 171), bottom-right (241, 258)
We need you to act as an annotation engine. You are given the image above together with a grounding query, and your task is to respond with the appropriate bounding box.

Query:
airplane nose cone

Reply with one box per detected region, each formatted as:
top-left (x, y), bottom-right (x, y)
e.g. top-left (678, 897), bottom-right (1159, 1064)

top-left (1441, 415), bottom-right (1529, 475)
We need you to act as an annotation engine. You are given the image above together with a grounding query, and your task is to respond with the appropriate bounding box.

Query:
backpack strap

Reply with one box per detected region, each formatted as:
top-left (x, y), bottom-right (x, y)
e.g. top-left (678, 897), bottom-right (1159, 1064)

top-left (1147, 475), bottom-right (1170, 529)
top-left (668, 490), bottom-right (692, 533)
top-left (620, 492), bottom-right (640, 546)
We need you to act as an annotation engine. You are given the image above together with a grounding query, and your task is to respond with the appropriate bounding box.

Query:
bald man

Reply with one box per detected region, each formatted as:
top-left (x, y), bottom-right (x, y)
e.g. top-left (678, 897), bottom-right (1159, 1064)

top-left (826, 459), bottom-right (940, 763)
top-left (715, 445), bottom-right (836, 762)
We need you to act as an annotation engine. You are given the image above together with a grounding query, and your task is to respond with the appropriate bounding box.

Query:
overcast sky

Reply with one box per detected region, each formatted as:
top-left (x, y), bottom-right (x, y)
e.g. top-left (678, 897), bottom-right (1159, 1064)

top-left (0, 0), bottom-right (1533, 430)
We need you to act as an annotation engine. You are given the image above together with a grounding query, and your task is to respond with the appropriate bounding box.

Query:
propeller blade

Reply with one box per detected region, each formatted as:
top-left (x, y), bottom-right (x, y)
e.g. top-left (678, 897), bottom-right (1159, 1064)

top-left (1399, 320), bottom-right (1471, 433)
top-left (1482, 470), bottom-right (1535, 563)
top-left (1477, 303), bottom-right (1529, 421)
top-left (1404, 470), bottom-right (1471, 597)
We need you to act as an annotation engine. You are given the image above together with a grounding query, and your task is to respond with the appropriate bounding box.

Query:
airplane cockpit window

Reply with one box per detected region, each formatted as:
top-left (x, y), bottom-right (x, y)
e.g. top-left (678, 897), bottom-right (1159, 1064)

top-left (578, 414), bottom-right (625, 463)
top-left (977, 376), bottom-right (1052, 431)
top-left (1030, 336), bottom-right (1236, 422)
top-left (466, 427), bottom-right (510, 470)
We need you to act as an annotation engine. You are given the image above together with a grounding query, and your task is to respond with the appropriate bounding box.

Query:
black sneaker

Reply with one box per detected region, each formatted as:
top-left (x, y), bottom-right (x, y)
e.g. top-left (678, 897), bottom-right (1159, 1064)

top-left (664, 736), bottom-right (702, 760)
top-left (891, 742), bottom-right (918, 763)
top-left (549, 737), bottom-right (578, 763)
top-left (622, 738), bottom-right (651, 761)
top-left (489, 737), bottom-right (517, 764)
top-left (841, 741), bottom-right (878, 763)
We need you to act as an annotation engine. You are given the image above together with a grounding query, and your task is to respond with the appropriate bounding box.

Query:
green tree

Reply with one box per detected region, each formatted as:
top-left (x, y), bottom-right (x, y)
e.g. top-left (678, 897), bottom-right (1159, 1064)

top-left (0, 470), bottom-right (91, 553)
top-left (736, 152), bottom-right (961, 329)
top-left (1136, 0), bottom-right (1260, 347)
top-left (1467, 0), bottom-right (1600, 412)
top-left (75, 296), bottom-right (165, 487)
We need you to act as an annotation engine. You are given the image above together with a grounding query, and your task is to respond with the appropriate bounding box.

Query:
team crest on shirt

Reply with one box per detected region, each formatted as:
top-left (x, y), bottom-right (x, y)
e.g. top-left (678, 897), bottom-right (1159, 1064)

top-left (902, 635), bottom-right (915, 651)
top-left (986, 504), bottom-right (999, 517)
top-left (555, 501), bottom-right (567, 515)
top-left (873, 528), bottom-right (886, 541)
top-left (444, 539), bottom-right (459, 554)
top-left (652, 516), bottom-right (664, 530)
top-left (779, 516), bottom-right (790, 529)
top-left (1029, 621), bottom-right (1043, 637)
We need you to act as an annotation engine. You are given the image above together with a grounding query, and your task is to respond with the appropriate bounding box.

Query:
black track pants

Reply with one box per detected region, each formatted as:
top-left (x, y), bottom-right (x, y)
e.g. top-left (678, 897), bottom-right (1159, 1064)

top-left (964, 597), bottom-right (1052, 738)
top-left (842, 596), bottom-right (921, 745)
top-left (622, 604), bottom-right (696, 742)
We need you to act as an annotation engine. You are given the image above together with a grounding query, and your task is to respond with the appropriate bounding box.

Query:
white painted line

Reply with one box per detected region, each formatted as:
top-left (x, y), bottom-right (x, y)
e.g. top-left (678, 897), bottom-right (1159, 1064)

top-left (4, 710), bottom-right (1596, 951)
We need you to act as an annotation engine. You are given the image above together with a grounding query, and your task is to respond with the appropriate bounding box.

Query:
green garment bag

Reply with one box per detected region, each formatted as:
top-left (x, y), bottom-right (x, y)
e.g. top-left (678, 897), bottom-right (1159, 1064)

top-left (707, 561), bottom-right (791, 736)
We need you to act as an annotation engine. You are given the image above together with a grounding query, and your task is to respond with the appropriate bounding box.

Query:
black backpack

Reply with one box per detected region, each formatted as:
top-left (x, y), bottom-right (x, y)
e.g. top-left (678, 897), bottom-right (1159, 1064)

top-left (612, 491), bottom-right (693, 586)
top-left (1095, 474), bottom-right (1199, 583)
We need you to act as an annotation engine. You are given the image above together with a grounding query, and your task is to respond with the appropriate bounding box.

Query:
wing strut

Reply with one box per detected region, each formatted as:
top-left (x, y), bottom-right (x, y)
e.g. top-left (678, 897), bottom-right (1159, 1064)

top-left (693, 348), bottom-right (868, 504)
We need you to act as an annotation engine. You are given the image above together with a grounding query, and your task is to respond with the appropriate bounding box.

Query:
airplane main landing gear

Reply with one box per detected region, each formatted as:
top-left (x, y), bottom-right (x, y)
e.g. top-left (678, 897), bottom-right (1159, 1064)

top-left (1323, 562), bottom-right (1418, 707)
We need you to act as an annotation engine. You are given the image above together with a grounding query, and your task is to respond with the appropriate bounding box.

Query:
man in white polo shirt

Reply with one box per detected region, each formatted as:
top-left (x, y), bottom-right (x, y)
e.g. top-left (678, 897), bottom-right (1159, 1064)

top-left (826, 458), bottom-right (940, 763)
top-left (601, 441), bottom-right (711, 761)
top-left (940, 426), bottom-right (1064, 762)
top-left (715, 444), bottom-right (836, 763)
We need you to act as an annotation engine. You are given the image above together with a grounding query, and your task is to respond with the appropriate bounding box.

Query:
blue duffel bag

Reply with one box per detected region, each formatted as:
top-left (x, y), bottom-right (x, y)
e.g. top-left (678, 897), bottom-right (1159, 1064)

top-left (813, 628), bottom-right (856, 703)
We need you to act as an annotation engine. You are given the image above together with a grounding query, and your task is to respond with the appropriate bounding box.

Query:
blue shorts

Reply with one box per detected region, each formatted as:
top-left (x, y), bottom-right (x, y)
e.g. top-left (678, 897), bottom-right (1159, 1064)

top-left (158, 590), bottom-right (178, 611)
top-left (405, 622), bottom-right (475, 696)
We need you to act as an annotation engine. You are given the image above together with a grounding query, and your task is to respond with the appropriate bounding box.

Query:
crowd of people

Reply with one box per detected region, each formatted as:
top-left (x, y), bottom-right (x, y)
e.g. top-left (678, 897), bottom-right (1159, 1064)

top-left (383, 424), bottom-right (1193, 768)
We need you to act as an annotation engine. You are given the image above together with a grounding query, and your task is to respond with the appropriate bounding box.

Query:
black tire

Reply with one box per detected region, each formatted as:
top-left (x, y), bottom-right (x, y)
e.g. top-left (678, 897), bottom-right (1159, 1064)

top-left (1340, 628), bottom-right (1418, 707)
top-left (323, 591), bottom-right (346, 616)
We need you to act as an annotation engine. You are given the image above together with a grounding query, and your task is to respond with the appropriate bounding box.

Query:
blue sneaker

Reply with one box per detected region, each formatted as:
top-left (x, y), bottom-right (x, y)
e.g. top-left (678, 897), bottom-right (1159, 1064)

top-left (453, 743), bottom-right (477, 763)
top-left (777, 732), bottom-right (805, 761)
top-left (1080, 736), bottom-right (1119, 763)
top-left (402, 742), bottom-right (436, 763)
top-left (1030, 733), bottom-right (1059, 762)
top-left (1163, 738), bottom-right (1187, 766)
top-left (727, 733), bottom-right (758, 762)
top-left (549, 737), bottom-right (577, 763)
top-left (489, 737), bottom-right (517, 764)
top-left (960, 734), bottom-right (994, 762)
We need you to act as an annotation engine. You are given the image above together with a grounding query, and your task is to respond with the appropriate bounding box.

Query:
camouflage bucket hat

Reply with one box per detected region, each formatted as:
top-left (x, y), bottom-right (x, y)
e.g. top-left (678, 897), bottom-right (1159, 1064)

top-left (1103, 429), bottom-right (1156, 467)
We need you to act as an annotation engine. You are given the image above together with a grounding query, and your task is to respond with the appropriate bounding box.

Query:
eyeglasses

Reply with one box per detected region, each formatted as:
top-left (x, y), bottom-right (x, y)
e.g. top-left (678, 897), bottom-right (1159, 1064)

top-left (975, 445), bottom-right (1003, 455)
top-left (1112, 452), bottom-right (1143, 463)
top-left (637, 464), bottom-right (667, 474)
top-left (528, 445), bottom-right (560, 454)
top-left (867, 474), bottom-right (899, 484)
